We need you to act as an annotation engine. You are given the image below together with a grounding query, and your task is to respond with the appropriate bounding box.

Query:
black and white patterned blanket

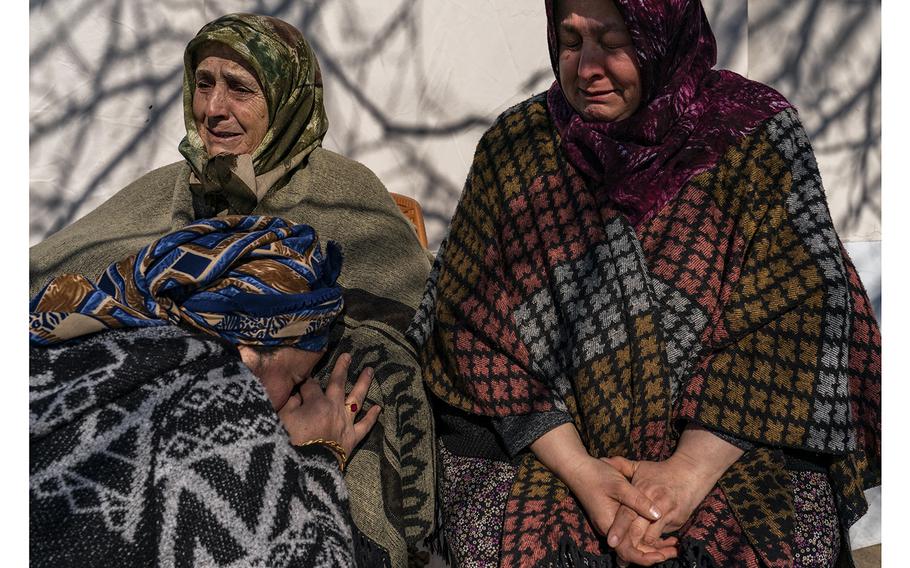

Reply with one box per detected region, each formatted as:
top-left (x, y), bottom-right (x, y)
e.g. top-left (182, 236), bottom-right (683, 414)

top-left (30, 325), bottom-right (359, 567)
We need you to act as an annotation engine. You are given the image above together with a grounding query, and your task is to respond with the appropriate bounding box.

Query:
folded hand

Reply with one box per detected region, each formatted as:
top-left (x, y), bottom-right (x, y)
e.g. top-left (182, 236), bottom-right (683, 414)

top-left (602, 455), bottom-right (713, 565)
top-left (602, 427), bottom-right (743, 567)
top-left (565, 456), bottom-right (679, 566)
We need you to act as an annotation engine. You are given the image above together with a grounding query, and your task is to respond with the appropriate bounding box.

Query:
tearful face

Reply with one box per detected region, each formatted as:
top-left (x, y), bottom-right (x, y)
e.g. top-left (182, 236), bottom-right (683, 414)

top-left (192, 44), bottom-right (269, 156)
top-left (556, 0), bottom-right (642, 122)
top-left (238, 346), bottom-right (326, 411)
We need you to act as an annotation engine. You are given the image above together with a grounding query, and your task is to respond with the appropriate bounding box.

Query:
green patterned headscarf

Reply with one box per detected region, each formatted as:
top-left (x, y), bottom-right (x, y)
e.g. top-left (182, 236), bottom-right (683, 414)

top-left (179, 13), bottom-right (329, 214)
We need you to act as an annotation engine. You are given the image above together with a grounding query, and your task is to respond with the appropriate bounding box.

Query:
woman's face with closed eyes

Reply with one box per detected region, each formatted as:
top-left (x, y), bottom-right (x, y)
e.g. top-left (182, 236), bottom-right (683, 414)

top-left (556, 0), bottom-right (642, 122)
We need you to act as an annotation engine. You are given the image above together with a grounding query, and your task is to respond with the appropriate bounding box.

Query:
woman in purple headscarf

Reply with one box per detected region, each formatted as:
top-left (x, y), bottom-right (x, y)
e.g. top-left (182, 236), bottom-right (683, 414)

top-left (413, 0), bottom-right (880, 566)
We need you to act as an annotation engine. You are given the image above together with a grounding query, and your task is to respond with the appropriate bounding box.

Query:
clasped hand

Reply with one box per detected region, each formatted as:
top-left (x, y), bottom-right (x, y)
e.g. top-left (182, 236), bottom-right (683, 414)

top-left (569, 453), bottom-right (715, 566)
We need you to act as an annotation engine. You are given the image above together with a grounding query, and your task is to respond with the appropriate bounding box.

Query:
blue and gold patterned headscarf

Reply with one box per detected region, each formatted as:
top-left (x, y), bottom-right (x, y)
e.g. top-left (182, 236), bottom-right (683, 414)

top-left (30, 216), bottom-right (343, 350)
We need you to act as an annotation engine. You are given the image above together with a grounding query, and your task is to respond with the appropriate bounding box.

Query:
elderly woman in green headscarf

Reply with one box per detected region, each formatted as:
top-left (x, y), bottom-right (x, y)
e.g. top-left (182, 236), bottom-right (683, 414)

top-left (179, 15), bottom-right (329, 216)
top-left (29, 13), bottom-right (434, 568)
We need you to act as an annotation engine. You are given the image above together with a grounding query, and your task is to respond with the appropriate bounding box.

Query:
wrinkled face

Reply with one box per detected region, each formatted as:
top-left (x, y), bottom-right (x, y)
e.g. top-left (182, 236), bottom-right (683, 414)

top-left (192, 44), bottom-right (269, 156)
top-left (556, 0), bottom-right (642, 122)
top-left (239, 346), bottom-right (325, 411)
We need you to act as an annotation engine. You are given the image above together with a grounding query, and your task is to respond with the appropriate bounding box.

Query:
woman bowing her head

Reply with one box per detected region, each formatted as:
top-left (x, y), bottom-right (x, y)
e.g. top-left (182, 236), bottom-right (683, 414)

top-left (415, 0), bottom-right (880, 566)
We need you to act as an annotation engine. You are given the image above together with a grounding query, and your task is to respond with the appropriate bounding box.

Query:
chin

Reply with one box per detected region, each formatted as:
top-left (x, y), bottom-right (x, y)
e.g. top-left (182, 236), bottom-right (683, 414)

top-left (206, 143), bottom-right (245, 156)
top-left (200, 135), bottom-right (248, 156)
top-left (580, 104), bottom-right (628, 123)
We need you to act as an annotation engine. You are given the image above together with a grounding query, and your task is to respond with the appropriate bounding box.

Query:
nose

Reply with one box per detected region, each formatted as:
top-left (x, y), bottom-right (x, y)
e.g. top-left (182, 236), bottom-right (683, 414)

top-left (577, 42), bottom-right (605, 83)
top-left (204, 84), bottom-right (229, 124)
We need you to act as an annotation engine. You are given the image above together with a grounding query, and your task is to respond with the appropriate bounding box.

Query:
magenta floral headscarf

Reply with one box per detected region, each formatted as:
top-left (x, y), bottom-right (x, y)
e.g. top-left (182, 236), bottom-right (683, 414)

top-left (545, 0), bottom-right (792, 225)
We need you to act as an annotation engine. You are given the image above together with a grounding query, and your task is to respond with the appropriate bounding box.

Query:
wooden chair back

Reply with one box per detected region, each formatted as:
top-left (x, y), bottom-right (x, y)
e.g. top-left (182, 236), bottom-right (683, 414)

top-left (390, 192), bottom-right (429, 249)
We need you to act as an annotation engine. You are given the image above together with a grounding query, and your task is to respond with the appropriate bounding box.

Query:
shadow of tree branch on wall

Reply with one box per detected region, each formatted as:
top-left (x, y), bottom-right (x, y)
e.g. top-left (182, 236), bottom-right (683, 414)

top-left (749, 0), bottom-right (880, 238)
top-left (30, 0), bottom-right (879, 251)
top-left (31, 0), bottom-right (196, 239)
top-left (287, 0), bottom-right (533, 249)
top-left (30, 0), bottom-right (541, 250)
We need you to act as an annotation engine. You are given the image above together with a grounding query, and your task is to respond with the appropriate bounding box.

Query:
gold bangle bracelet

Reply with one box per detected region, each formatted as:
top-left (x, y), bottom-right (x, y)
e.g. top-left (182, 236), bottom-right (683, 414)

top-left (298, 438), bottom-right (347, 472)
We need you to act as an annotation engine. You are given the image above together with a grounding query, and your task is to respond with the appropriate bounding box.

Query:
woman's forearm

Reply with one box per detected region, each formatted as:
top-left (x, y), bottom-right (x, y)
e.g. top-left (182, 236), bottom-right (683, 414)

top-left (671, 425), bottom-right (744, 485)
top-left (529, 422), bottom-right (593, 488)
top-left (530, 422), bottom-right (743, 519)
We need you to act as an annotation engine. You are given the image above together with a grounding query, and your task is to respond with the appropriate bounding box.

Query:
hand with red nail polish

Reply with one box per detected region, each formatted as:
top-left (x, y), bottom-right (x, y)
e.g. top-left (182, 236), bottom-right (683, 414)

top-left (278, 353), bottom-right (382, 458)
top-left (239, 346), bottom-right (382, 457)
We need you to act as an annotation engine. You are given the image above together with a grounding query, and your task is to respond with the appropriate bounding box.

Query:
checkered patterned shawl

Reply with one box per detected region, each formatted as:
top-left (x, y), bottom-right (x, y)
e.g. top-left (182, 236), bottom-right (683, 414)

top-left (415, 99), bottom-right (880, 565)
top-left (30, 215), bottom-right (343, 351)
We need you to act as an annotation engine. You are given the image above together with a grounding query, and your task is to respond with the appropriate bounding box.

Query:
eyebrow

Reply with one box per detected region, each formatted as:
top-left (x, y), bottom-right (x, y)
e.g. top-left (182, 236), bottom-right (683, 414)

top-left (194, 68), bottom-right (258, 88)
top-left (222, 70), bottom-right (257, 86)
top-left (559, 20), bottom-right (626, 35)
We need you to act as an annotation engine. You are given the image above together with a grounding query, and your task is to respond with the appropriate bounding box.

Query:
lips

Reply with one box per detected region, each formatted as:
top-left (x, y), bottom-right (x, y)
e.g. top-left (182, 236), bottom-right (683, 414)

top-left (579, 88), bottom-right (617, 100)
top-left (207, 127), bottom-right (241, 139)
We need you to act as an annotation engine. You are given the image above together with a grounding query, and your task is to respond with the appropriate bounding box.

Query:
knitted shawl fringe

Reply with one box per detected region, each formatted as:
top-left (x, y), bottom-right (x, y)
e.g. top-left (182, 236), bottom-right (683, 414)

top-left (353, 527), bottom-right (393, 568)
